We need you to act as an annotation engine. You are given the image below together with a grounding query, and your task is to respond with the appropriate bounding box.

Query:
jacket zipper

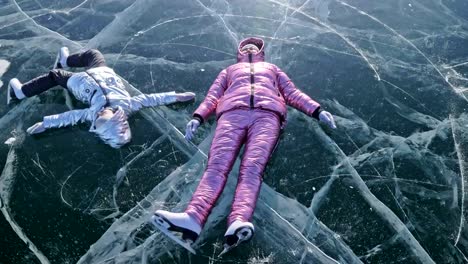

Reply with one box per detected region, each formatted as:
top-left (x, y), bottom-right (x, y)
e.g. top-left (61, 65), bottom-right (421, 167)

top-left (249, 53), bottom-right (255, 109)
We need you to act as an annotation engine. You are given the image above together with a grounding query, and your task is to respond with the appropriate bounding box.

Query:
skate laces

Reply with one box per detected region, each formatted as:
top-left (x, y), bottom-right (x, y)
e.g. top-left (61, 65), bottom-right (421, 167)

top-left (239, 227), bottom-right (253, 239)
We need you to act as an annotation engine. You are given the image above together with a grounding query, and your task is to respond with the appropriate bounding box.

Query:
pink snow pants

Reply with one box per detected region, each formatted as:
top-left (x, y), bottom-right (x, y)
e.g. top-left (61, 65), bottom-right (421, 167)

top-left (185, 108), bottom-right (281, 227)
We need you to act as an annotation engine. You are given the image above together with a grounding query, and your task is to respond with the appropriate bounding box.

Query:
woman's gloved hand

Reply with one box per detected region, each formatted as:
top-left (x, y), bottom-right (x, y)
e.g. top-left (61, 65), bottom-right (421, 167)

top-left (27, 122), bottom-right (46, 135)
top-left (319, 111), bottom-right (337, 129)
top-left (185, 119), bottom-right (200, 140)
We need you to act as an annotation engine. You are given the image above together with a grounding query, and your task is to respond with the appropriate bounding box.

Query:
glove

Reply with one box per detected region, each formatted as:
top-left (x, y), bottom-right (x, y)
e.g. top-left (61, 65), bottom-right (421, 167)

top-left (319, 111), bottom-right (337, 129)
top-left (27, 122), bottom-right (46, 135)
top-left (185, 119), bottom-right (200, 141)
top-left (176, 92), bottom-right (196, 102)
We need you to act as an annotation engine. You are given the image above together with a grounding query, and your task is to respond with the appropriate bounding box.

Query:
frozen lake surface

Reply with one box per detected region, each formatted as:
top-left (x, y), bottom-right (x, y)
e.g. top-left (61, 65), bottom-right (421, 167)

top-left (0, 0), bottom-right (468, 263)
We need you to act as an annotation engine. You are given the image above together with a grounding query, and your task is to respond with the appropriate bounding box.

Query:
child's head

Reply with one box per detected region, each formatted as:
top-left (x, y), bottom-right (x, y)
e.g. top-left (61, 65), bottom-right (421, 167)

top-left (91, 106), bottom-right (131, 148)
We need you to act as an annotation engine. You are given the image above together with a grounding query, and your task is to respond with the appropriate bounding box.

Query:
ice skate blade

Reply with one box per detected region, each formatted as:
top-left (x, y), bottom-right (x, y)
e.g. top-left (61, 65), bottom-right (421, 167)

top-left (218, 245), bottom-right (236, 257)
top-left (53, 52), bottom-right (61, 70)
top-left (6, 85), bottom-right (19, 105)
top-left (7, 87), bottom-right (11, 105)
top-left (151, 215), bottom-right (197, 254)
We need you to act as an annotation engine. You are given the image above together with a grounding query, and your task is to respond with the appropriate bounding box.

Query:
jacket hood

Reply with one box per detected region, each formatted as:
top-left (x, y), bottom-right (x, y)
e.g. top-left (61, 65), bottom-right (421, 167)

top-left (237, 37), bottom-right (265, 63)
top-left (90, 106), bottom-right (131, 148)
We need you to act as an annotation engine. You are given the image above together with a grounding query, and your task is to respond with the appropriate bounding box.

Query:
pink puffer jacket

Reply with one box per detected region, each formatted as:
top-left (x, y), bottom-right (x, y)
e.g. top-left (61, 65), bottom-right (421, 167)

top-left (194, 37), bottom-right (321, 125)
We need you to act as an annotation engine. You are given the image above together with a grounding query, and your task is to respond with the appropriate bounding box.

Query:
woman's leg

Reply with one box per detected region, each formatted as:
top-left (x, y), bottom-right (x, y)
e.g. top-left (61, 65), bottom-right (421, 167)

top-left (66, 49), bottom-right (107, 68)
top-left (21, 69), bottom-right (73, 97)
top-left (185, 110), bottom-right (249, 227)
top-left (227, 110), bottom-right (281, 225)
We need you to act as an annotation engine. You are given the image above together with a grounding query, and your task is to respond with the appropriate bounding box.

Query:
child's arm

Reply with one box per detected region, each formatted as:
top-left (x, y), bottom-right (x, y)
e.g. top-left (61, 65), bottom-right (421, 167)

top-left (128, 92), bottom-right (177, 113)
top-left (128, 91), bottom-right (195, 113)
top-left (27, 109), bottom-right (93, 134)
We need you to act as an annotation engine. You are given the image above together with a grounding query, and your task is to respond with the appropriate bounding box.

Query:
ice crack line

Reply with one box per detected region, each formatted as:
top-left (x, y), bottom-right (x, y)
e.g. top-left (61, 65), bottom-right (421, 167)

top-left (60, 165), bottom-right (84, 208)
top-left (315, 128), bottom-right (435, 263)
top-left (194, 0), bottom-right (238, 45)
top-left (443, 61), bottom-right (468, 69)
top-left (272, 0), bottom-right (311, 41)
top-left (66, 0), bottom-right (90, 14)
top-left (258, 34), bottom-right (362, 58)
top-left (111, 133), bottom-right (171, 218)
top-left (266, 0), bottom-right (380, 81)
top-left (381, 79), bottom-right (441, 119)
top-left (0, 146), bottom-right (50, 264)
top-left (0, 13), bottom-right (50, 31)
top-left (155, 42), bottom-right (234, 57)
top-left (11, 0), bottom-right (83, 48)
top-left (449, 115), bottom-right (467, 246)
top-left (264, 203), bottom-right (340, 264)
top-left (337, 0), bottom-right (468, 102)
top-left (134, 15), bottom-right (209, 37)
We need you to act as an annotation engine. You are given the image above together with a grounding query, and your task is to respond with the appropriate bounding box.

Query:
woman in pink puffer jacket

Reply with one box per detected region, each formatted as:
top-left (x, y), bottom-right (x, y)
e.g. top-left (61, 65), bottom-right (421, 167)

top-left (152, 37), bottom-right (336, 255)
